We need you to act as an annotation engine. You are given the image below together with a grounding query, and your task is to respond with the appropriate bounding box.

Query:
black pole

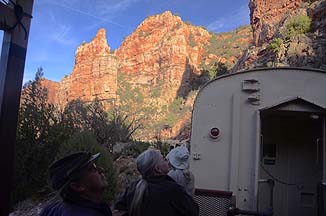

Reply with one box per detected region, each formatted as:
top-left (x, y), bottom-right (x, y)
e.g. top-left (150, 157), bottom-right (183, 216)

top-left (0, 1), bottom-right (33, 215)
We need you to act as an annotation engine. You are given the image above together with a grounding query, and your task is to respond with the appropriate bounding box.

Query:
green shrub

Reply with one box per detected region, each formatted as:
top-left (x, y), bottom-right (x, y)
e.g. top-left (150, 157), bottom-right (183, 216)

top-left (164, 112), bottom-right (178, 127)
top-left (122, 141), bottom-right (151, 157)
top-left (57, 131), bottom-right (117, 201)
top-left (116, 73), bottom-right (157, 139)
top-left (151, 87), bottom-right (161, 98)
top-left (157, 97), bottom-right (189, 128)
top-left (286, 14), bottom-right (312, 37)
top-left (169, 97), bottom-right (185, 113)
top-left (62, 98), bottom-right (127, 151)
top-left (174, 23), bottom-right (182, 30)
top-left (201, 61), bottom-right (229, 80)
top-left (138, 31), bottom-right (151, 37)
top-left (13, 68), bottom-right (68, 205)
top-left (188, 33), bottom-right (197, 47)
top-left (269, 38), bottom-right (284, 53)
top-left (203, 26), bottom-right (251, 61)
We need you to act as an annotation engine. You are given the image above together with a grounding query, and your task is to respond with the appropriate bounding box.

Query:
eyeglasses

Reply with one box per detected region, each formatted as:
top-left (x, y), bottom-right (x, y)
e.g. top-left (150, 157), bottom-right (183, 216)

top-left (87, 163), bottom-right (104, 173)
top-left (89, 163), bottom-right (98, 171)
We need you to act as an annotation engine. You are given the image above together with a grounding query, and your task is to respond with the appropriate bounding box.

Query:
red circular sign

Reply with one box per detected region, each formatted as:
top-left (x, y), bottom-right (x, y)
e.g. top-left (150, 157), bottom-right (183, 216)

top-left (210, 127), bottom-right (220, 138)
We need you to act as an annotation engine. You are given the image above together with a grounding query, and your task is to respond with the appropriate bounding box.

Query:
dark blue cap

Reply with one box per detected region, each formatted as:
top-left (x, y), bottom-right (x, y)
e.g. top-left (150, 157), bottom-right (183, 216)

top-left (49, 151), bottom-right (100, 190)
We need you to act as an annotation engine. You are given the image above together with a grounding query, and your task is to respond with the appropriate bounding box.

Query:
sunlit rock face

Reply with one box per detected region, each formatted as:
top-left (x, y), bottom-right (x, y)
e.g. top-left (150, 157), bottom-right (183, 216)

top-left (249, 0), bottom-right (308, 46)
top-left (40, 79), bottom-right (59, 104)
top-left (115, 11), bottom-right (212, 104)
top-left (41, 11), bottom-right (252, 139)
top-left (233, 0), bottom-right (326, 72)
top-left (61, 28), bottom-right (118, 107)
top-left (42, 12), bottom-right (210, 108)
top-left (44, 29), bottom-right (118, 108)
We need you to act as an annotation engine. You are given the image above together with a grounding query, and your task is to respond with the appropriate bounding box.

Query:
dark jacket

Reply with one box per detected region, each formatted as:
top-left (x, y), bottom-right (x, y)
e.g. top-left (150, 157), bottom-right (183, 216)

top-left (39, 197), bottom-right (112, 216)
top-left (114, 175), bottom-right (199, 216)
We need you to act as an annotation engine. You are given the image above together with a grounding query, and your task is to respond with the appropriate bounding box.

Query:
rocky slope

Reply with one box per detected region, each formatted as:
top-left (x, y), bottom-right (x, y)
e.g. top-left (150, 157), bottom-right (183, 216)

top-left (249, 0), bottom-right (307, 46)
top-left (233, 0), bottom-right (326, 71)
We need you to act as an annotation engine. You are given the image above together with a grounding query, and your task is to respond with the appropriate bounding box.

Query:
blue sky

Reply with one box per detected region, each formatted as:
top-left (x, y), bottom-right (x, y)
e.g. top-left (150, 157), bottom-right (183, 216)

top-left (1, 0), bottom-right (250, 83)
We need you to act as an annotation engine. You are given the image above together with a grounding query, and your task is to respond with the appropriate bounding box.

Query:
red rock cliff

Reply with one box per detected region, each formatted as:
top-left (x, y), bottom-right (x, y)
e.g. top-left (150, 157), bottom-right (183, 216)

top-left (44, 11), bottom-right (220, 108)
top-left (42, 11), bottom-right (252, 139)
top-left (48, 29), bottom-right (118, 107)
top-left (249, 0), bottom-right (308, 45)
top-left (115, 11), bottom-right (211, 103)
top-left (234, 0), bottom-right (325, 71)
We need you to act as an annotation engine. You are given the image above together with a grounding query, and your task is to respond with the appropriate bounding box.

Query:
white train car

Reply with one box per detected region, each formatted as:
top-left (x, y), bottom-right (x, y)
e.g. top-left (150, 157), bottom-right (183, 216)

top-left (190, 68), bottom-right (326, 216)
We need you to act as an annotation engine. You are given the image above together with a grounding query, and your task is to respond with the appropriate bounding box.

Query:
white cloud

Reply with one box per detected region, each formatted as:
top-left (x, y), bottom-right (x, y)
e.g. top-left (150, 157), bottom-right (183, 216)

top-left (207, 4), bottom-right (250, 32)
top-left (43, 0), bottom-right (143, 28)
top-left (94, 0), bottom-right (140, 16)
top-left (34, 0), bottom-right (144, 37)
top-left (36, 7), bottom-right (78, 46)
top-left (207, 21), bottom-right (225, 31)
top-left (51, 24), bottom-right (78, 46)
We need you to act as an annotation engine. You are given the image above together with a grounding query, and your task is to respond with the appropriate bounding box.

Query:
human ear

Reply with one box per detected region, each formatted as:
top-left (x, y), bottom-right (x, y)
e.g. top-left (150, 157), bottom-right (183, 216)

top-left (156, 163), bottom-right (167, 175)
top-left (154, 165), bottom-right (162, 174)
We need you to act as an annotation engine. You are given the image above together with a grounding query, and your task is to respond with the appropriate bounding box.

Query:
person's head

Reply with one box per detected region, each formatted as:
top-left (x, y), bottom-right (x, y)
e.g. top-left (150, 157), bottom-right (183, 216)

top-left (129, 149), bottom-right (169, 216)
top-left (166, 146), bottom-right (190, 170)
top-left (136, 149), bottom-right (169, 178)
top-left (49, 152), bottom-right (107, 202)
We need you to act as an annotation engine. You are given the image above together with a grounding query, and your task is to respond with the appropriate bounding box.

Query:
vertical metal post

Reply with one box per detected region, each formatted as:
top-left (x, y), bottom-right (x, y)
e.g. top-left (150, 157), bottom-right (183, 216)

top-left (0, 1), bottom-right (33, 215)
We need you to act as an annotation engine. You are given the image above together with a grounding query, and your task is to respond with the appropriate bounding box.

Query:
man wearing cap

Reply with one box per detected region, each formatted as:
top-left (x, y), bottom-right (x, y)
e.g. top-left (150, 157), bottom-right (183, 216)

top-left (40, 151), bottom-right (112, 216)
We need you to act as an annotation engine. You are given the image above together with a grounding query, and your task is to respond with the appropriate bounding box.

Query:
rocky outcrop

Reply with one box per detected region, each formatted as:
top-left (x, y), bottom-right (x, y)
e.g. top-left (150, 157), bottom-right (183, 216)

top-left (114, 155), bottom-right (140, 193)
top-left (45, 29), bottom-right (118, 108)
top-left (234, 0), bottom-right (326, 71)
top-left (115, 11), bottom-right (211, 103)
top-left (249, 0), bottom-right (308, 46)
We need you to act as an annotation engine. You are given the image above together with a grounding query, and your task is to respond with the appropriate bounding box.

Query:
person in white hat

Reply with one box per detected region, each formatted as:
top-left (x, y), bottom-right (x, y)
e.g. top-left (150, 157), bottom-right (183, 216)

top-left (166, 146), bottom-right (195, 197)
top-left (114, 149), bottom-right (198, 216)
